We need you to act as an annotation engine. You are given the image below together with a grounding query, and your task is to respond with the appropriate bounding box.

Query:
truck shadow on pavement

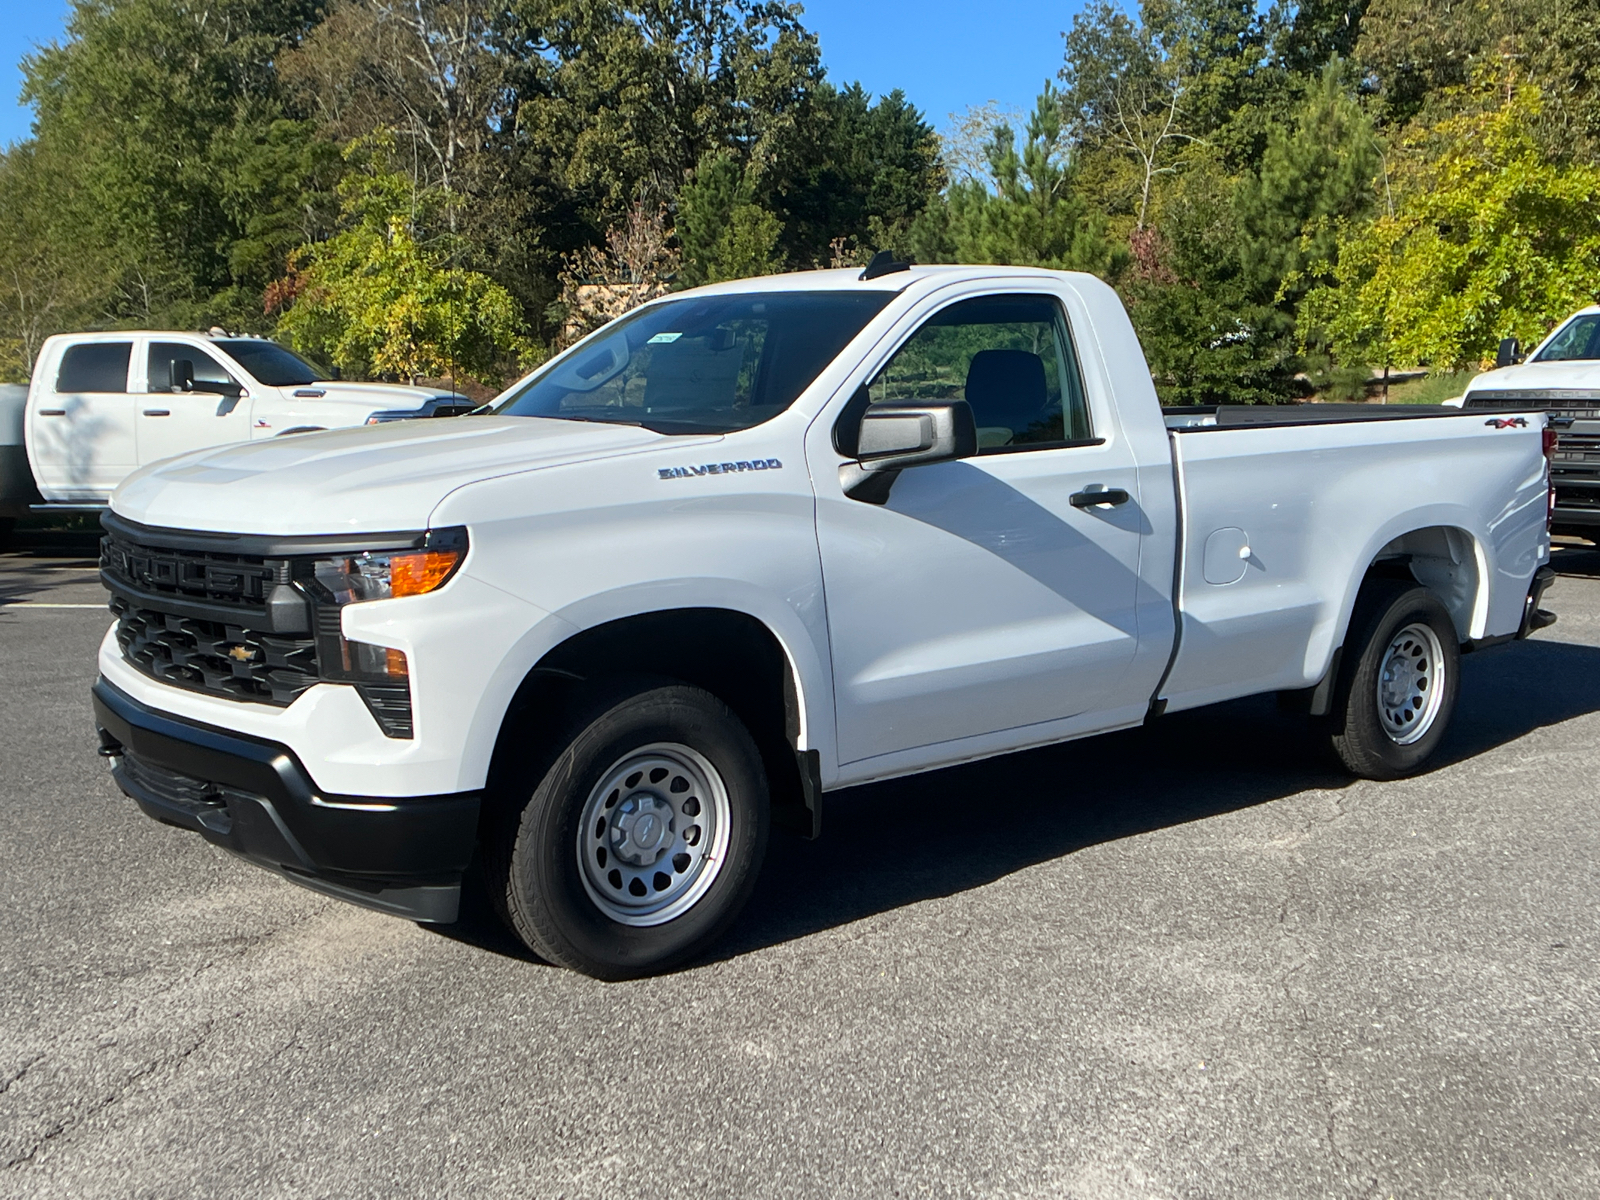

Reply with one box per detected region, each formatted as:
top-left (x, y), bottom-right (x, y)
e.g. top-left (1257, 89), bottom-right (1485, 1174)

top-left (439, 634), bottom-right (1600, 970)
top-left (712, 633), bottom-right (1600, 965)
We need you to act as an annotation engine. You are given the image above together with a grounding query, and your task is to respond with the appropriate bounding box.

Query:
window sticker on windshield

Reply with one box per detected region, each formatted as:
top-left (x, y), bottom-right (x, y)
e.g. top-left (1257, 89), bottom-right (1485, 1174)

top-left (647, 332), bottom-right (683, 344)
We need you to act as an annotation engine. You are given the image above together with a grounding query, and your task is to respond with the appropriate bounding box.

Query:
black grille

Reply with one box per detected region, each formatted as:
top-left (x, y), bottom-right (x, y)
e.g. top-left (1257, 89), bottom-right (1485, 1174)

top-left (101, 524), bottom-right (415, 737)
top-left (111, 595), bottom-right (319, 705)
top-left (101, 532), bottom-right (277, 611)
top-left (1463, 392), bottom-right (1600, 419)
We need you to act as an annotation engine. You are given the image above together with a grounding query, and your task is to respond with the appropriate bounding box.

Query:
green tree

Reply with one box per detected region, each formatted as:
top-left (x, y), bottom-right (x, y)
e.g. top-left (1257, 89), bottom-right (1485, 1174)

top-left (1303, 79), bottom-right (1600, 372)
top-left (21, 0), bottom-right (332, 330)
top-left (927, 87), bottom-right (1121, 276)
top-left (1125, 158), bottom-right (1308, 404)
top-left (675, 151), bottom-right (784, 285)
top-left (1357, 0), bottom-right (1600, 157)
top-left (0, 142), bottom-right (101, 379)
top-left (275, 146), bottom-right (536, 384)
top-left (771, 83), bottom-right (945, 265)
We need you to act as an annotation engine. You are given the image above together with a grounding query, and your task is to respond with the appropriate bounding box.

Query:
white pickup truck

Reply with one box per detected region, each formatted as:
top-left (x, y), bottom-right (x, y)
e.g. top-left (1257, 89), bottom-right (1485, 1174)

top-left (90, 265), bottom-right (1556, 979)
top-left (19, 330), bottom-right (472, 507)
top-left (1455, 306), bottom-right (1600, 541)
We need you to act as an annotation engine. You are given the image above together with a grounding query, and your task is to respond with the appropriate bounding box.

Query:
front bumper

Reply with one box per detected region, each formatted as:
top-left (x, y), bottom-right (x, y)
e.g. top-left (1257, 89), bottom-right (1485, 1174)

top-left (93, 678), bottom-right (480, 922)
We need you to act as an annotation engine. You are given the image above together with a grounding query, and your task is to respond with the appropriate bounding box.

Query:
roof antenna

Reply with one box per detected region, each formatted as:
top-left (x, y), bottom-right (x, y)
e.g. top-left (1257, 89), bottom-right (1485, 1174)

top-left (859, 249), bottom-right (911, 281)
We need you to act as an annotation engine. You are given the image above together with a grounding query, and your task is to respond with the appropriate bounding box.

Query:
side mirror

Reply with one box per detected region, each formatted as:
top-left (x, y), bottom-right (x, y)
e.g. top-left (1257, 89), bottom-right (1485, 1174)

top-left (173, 359), bottom-right (195, 392)
top-left (1495, 337), bottom-right (1522, 369)
top-left (839, 399), bottom-right (977, 504)
top-left (856, 401), bottom-right (978, 470)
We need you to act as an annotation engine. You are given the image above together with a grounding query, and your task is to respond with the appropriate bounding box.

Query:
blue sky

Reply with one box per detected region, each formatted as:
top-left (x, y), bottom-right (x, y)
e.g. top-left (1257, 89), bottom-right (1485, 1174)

top-left (0, 0), bottom-right (1085, 147)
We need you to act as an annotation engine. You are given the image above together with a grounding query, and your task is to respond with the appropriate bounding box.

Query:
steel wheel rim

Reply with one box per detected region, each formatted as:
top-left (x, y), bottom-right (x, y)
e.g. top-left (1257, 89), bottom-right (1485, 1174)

top-left (1376, 621), bottom-right (1446, 745)
top-left (576, 742), bottom-right (732, 927)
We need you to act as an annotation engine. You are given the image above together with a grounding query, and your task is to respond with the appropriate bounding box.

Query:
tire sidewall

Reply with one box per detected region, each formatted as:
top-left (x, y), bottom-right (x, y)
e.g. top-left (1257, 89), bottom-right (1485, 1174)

top-left (509, 685), bottom-right (768, 978)
top-left (1340, 584), bottom-right (1461, 777)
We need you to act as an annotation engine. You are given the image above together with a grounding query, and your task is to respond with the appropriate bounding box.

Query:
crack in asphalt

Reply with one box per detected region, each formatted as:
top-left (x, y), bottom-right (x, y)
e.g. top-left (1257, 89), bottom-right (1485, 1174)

top-left (0, 1054), bottom-right (44, 1097)
top-left (3, 1021), bottom-right (216, 1172)
top-left (1272, 846), bottom-right (1382, 1200)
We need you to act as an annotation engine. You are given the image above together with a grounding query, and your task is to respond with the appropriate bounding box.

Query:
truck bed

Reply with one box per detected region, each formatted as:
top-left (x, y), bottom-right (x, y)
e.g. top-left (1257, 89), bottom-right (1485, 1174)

top-left (1163, 403), bottom-right (1532, 430)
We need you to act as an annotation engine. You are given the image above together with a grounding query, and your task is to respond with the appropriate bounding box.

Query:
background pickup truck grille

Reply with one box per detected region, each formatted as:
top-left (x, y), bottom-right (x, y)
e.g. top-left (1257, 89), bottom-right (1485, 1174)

top-left (101, 532), bottom-right (277, 610)
top-left (110, 595), bottom-right (319, 705)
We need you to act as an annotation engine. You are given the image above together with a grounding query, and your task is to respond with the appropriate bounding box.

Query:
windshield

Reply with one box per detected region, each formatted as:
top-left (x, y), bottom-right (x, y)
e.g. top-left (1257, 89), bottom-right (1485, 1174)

top-left (1533, 315), bottom-right (1600, 363)
top-left (215, 339), bottom-right (325, 386)
top-left (492, 291), bottom-right (893, 432)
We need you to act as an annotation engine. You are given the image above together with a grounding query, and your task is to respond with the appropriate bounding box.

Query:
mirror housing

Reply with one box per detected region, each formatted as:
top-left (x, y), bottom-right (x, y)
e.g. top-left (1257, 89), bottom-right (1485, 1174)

top-left (855, 401), bottom-right (978, 472)
top-left (192, 378), bottom-right (244, 398)
top-left (1495, 337), bottom-right (1522, 369)
top-left (173, 359), bottom-right (195, 392)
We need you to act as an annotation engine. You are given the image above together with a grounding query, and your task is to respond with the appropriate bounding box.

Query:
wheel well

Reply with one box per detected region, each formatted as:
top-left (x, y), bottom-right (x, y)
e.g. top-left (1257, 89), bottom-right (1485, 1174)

top-left (1365, 525), bottom-right (1479, 641)
top-left (490, 608), bottom-right (808, 828)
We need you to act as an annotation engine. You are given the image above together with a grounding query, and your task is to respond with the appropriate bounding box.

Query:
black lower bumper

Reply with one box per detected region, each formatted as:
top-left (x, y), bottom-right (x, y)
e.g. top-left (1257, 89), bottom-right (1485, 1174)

top-left (92, 678), bottom-right (480, 922)
top-left (1520, 565), bottom-right (1558, 638)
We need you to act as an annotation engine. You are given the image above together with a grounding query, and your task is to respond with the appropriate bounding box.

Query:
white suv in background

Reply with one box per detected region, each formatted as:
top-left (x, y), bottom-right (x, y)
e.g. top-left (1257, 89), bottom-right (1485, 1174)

top-left (24, 331), bottom-right (473, 506)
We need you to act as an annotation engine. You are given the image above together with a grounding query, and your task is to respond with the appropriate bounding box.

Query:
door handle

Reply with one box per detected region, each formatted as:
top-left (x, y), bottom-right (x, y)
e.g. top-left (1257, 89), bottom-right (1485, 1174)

top-left (1070, 486), bottom-right (1130, 508)
top-left (38, 409), bottom-right (65, 417)
top-left (142, 409), bottom-right (171, 417)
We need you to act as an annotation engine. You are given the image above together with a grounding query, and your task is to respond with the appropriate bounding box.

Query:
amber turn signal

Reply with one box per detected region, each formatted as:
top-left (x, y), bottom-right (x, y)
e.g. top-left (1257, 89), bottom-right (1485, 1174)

top-left (390, 549), bottom-right (463, 598)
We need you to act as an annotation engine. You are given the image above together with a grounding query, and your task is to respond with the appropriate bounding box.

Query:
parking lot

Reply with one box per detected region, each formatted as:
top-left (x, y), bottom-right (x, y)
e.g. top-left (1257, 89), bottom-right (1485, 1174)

top-left (1, 534), bottom-right (1596, 1199)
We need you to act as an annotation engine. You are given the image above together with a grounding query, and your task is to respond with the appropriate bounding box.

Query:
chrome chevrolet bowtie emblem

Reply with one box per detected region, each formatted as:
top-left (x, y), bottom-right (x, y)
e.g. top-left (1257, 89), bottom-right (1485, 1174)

top-left (227, 644), bottom-right (256, 662)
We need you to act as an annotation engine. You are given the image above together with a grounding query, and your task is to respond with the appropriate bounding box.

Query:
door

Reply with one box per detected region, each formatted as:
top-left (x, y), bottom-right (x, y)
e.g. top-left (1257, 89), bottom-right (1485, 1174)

top-left (138, 342), bottom-right (253, 465)
top-left (30, 340), bottom-right (136, 500)
top-left (814, 292), bottom-right (1149, 766)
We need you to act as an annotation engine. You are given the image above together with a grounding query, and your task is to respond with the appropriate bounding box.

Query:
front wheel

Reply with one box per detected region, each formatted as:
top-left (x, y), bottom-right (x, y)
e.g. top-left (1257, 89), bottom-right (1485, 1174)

top-left (490, 682), bottom-right (769, 979)
top-left (1330, 581), bottom-right (1461, 780)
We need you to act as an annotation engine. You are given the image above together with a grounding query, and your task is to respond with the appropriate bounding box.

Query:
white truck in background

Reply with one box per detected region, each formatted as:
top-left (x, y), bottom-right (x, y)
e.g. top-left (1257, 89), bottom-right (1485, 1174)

top-left (90, 264), bottom-right (1557, 979)
top-left (16, 331), bottom-right (472, 509)
top-left (1456, 307), bottom-right (1600, 540)
top-left (0, 383), bottom-right (32, 540)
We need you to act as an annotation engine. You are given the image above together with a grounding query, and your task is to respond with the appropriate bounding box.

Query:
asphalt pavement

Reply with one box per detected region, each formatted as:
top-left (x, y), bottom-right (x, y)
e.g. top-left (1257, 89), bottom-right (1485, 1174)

top-left (1, 533), bottom-right (1596, 1199)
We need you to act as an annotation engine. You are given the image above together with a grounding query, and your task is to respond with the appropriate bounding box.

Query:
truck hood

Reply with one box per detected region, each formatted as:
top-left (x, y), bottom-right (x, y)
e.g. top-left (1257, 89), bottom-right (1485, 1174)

top-left (296, 381), bottom-right (465, 408)
top-left (112, 416), bottom-right (715, 535)
top-left (1466, 360), bottom-right (1600, 395)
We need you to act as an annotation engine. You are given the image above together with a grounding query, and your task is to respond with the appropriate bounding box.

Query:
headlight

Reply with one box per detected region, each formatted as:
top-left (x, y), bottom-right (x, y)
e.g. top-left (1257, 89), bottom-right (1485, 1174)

top-left (309, 527), bottom-right (467, 605)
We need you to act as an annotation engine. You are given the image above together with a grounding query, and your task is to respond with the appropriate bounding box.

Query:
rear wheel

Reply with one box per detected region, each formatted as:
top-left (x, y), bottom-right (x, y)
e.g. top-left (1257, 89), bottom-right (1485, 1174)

top-left (1329, 581), bottom-right (1460, 779)
top-left (490, 681), bottom-right (769, 979)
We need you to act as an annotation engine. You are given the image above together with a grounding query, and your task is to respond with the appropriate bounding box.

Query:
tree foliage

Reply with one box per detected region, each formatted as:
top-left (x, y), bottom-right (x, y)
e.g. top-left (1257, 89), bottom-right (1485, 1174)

top-left (274, 144), bottom-right (536, 382)
top-left (1303, 79), bottom-right (1600, 372)
top-left (3, 0), bottom-right (1598, 399)
top-left (933, 88), bottom-right (1121, 276)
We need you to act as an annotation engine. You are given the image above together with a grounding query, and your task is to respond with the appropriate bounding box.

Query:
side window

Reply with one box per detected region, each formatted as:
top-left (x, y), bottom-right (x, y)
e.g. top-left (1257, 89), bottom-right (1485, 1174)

top-left (56, 343), bottom-right (132, 394)
top-left (147, 343), bottom-right (236, 392)
top-left (864, 295), bottom-right (1092, 451)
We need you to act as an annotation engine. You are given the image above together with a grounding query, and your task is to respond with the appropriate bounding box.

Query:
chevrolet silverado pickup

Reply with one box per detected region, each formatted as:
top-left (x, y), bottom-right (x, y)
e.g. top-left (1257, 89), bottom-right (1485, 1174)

top-left (1456, 306), bottom-right (1600, 541)
top-left (90, 264), bottom-right (1557, 979)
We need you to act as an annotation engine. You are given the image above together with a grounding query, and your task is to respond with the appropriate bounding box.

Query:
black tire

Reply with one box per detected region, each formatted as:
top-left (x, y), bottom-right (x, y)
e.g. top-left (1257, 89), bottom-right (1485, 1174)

top-left (489, 681), bottom-right (769, 979)
top-left (1329, 580), bottom-right (1461, 780)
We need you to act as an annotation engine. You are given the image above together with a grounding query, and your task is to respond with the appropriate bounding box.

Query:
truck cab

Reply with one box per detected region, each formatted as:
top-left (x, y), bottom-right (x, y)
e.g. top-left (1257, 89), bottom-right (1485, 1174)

top-left (24, 332), bottom-right (473, 505)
